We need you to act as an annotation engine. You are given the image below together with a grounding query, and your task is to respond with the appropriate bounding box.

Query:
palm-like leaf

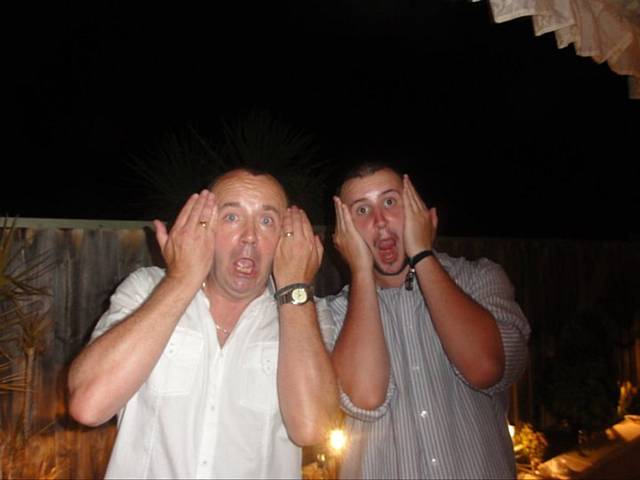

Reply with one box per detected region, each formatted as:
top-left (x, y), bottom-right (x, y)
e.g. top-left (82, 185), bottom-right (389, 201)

top-left (220, 110), bottom-right (319, 168)
top-left (0, 361), bottom-right (26, 394)
top-left (219, 110), bottom-right (335, 223)
top-left (125, 110), bottom-right (336, 224)
top-left (1, 218), bottom-right (53, 478)
top-left (19, 309), bottom-right (51, 353)
top-left (0, 218), bottom-right (53, 305)
top-left (125, 126), bottom-right (227, 221)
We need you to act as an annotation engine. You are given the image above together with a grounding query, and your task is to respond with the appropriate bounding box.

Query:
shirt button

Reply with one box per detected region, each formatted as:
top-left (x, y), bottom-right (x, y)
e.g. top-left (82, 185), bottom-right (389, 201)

top-left (210, 404), bottom-right (215, 411)
top-left (411, 365), bottom-right (419, 371)
top-left (431, 457), bottom-right (438, 466)
top-left (420, 410), bottom-right (428, 418)
top-left (202, 460), bottom-right (208, 465)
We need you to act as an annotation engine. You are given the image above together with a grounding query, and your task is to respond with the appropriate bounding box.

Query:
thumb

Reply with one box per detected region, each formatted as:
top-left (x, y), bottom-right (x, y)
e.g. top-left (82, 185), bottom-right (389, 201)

top-left (154, 220), bottom-right (168, 250)
top-left (315, 235), bottom-right (324, 265)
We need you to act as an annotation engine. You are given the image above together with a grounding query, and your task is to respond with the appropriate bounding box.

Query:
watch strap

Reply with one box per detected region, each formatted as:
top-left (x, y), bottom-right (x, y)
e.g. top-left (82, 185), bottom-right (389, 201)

top-left (274, 283), bottom-right (314, 305)
top-left (409, 250), bottom-right (434, 268)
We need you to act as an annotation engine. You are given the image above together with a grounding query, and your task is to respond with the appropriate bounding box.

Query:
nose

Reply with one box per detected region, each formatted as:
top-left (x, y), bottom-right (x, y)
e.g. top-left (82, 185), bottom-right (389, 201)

top-left (241, 221), bottom-right (257, 245)
top-left (373, 208), bottom-right (387, 229)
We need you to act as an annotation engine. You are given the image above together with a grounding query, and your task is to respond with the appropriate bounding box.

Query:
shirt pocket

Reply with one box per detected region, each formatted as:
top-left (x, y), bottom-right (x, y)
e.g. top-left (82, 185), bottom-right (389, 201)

top-left (146, 326), bottom-right (204, 396)
top-left (239, 341), bottom-right (279, 413)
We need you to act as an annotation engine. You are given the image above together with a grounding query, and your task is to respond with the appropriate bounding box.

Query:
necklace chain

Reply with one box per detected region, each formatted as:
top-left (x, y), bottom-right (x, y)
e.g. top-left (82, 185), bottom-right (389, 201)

top-left (215, 322), bottom-right (230, 335)
top-left (204, 282), bottom-right (231, 336)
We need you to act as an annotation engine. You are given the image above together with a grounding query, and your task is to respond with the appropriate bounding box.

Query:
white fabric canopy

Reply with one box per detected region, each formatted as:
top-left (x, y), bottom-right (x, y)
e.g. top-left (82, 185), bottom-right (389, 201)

top-left (488, 0), bottom-right (640, 98)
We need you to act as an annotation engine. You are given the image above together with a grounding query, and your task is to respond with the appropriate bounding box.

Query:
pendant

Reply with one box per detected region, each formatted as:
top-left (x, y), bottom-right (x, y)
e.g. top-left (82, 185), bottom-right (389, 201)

top-left (215, 323), bottom-right (230, 335)
top-left (405, 267), bottom-right (415, 291)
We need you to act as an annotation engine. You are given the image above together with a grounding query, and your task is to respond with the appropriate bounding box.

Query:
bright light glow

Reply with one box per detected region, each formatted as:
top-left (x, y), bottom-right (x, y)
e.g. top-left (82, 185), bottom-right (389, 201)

top-left (508, 424), bottom-right (524, 452)
top-left (329, 429), bottom-right (347, 454)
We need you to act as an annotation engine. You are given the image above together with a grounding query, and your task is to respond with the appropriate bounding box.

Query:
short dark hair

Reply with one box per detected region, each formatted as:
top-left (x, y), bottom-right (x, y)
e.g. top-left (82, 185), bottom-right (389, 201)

top-left (336, 161), bottom-right (403, 197)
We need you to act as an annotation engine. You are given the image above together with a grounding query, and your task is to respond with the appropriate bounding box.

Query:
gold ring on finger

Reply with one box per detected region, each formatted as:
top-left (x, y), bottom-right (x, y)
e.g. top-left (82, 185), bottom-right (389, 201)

top-left (284, 231), bottom-right (293, 237)
top-left (199, 221), bottom-right (208, 228)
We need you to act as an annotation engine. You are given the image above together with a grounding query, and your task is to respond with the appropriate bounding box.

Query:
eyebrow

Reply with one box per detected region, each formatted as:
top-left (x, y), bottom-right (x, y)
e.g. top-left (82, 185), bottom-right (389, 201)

top-left (219, 201), bottom-right (281, 214)
top-left (262, 205), bottom-right (280, 214)
top-left (348, 189), bottom-right (400, 208)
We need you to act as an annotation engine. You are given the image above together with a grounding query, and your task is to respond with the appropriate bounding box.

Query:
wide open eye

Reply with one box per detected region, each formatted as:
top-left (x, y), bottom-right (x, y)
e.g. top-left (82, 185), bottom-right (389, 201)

top-left (383, 197), bottom-right (397, 208)
top-left (355, 205), bottom-right (371, 216)
top-left (260, 216), bottom-right (274, 226)
top-left (224, 213), bottom-right (238, 222)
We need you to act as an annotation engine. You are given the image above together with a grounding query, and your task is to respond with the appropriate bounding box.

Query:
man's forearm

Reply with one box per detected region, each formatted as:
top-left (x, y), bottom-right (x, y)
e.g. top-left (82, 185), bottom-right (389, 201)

top-left (415, 256), bottom-right (504, 389)
top-left (277, 302), bottom-right (339, 446)
top-left (67, 276), bottom-right (199, 426)
top-left (332, 270), bottom-right (390, 410)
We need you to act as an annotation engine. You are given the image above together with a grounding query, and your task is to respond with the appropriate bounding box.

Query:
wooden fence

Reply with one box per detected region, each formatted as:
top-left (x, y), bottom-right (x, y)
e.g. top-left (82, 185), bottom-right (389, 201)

top-left (1, 219), bottom-right (638, 478)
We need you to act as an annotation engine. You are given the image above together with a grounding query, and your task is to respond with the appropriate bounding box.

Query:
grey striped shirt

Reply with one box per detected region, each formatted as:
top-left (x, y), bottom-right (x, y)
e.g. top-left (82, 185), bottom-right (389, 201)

top-left (321, 252), bottom-right (530, 479)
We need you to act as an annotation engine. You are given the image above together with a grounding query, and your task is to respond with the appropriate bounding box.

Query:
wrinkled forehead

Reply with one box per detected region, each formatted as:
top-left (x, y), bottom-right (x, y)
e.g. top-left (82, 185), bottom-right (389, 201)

top-left (211, 171), bottom-right (288, 213)
top-left (340, 168), bottom-right (403, 205)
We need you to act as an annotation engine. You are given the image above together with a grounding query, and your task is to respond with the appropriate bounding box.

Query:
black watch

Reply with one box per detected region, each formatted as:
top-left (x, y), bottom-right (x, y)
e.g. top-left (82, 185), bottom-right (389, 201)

top-left (275, 283), bottom-right (314, 306)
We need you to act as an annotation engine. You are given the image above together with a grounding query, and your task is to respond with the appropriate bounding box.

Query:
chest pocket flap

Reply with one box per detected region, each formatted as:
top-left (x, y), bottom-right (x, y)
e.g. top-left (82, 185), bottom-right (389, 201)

top-left (146, 326), bottom-right (204, 396)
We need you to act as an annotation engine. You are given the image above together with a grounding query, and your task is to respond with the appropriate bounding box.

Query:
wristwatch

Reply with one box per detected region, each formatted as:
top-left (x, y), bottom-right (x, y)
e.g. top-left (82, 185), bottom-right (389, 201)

top-left (275, 283), bottom-right (314, 306)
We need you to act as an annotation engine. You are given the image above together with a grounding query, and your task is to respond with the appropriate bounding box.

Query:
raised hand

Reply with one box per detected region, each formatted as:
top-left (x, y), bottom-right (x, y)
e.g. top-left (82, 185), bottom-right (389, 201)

top-left (153, 189), bottom-right (218, 288)
top-left (273, 206), bottom-right (324, 288)
top-left (402, 175), bottom-right (438, 257)
top-left (332, 196), bottom-right (373, 274)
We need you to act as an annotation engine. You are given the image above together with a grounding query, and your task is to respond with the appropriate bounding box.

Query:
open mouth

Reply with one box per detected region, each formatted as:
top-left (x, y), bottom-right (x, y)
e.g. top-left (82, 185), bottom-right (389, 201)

top-left (234, 258), bottom-right (256, 275)
top-left (376, 238), bottom-right (398, 264)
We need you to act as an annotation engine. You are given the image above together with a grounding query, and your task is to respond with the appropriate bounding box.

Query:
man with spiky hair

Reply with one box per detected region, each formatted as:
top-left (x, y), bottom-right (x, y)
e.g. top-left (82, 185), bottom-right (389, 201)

top-left (322, 162), bottom-right (530, 479)
top-left (68, 168), bottom-right (338, 479)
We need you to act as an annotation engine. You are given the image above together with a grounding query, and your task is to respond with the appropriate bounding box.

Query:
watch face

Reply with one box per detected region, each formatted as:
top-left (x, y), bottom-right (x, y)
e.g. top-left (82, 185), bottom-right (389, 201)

top-left (291, 287), bottom-right (308, 304)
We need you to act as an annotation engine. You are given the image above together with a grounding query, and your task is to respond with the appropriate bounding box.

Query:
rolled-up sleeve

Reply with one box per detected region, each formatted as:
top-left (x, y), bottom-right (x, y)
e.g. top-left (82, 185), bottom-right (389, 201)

top-left (466, 259), bottom-right (531, 395)
top-left (338, 375), bottom-right (396, 422)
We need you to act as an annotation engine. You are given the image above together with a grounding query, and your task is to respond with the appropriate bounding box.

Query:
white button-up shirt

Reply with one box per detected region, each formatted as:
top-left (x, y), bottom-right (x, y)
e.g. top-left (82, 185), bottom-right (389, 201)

top-left (91, 267), bottom-right (320, 479)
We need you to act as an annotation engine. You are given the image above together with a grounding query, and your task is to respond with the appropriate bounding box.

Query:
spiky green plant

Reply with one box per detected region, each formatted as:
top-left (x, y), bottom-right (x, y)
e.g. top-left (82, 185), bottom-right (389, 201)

top-left (125, 110), bottom-right (336, 224)
top-left (18, 307), bottom-right (52, 440)
top-left (0, 360), bottom-right (25, 394)
top-left (126, 126), bottom-right (226, 222)
top-left (0, 218), bottom-right (55, 478)
top-left (0, 218), bottom-right (51, 305)
top-left (218, 110), bottom-right (335, 224)
top-left (0, 217), bottom-right (53, 361)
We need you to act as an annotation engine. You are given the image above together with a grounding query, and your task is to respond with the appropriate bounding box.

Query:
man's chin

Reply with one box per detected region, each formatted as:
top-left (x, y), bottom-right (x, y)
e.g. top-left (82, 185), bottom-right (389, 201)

top-left (228, 274), bottom-right (267, 298)
top-left (373, 258), bottom-right (408, 277)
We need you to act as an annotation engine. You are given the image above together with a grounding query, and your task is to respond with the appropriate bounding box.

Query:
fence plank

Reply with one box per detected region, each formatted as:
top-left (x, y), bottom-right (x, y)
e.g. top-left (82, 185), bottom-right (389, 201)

top-left (1, 224), bottom-right (638, 477)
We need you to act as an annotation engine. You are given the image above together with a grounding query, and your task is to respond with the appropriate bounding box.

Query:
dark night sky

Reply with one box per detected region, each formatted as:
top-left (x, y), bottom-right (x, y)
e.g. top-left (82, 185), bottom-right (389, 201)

top-left (5, 1), bottom-right (639, 240)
